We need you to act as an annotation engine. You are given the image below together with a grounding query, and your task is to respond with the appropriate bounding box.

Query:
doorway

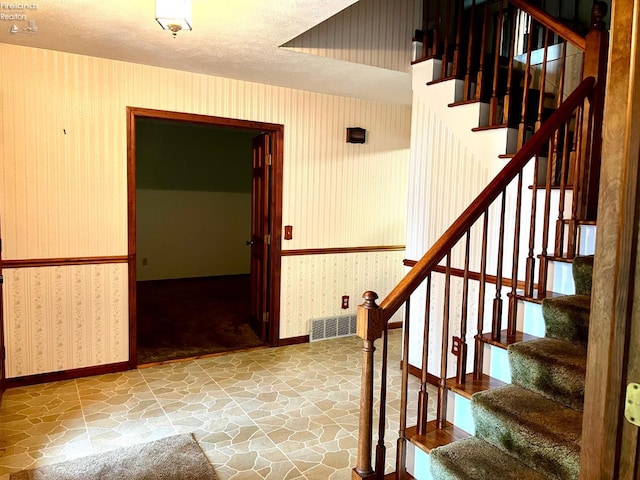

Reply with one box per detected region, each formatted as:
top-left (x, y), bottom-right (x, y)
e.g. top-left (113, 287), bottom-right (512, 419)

top-left (126, 108), bottom-right (283, 367)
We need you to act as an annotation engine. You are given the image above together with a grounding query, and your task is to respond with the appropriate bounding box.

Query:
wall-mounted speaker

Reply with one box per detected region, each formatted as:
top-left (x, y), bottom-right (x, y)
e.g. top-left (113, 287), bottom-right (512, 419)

top-left (346, 127), bottom-right (366, 144)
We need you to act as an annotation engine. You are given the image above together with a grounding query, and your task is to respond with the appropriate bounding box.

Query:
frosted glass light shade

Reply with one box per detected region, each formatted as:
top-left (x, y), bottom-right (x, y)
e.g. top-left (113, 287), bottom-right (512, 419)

top-left (156, 0), bottom-right (192, 34)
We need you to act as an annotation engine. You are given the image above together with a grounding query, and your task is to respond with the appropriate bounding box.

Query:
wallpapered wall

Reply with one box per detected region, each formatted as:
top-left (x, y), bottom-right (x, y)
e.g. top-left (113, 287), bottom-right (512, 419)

top-left (0, 44), bottom-right (411, 378)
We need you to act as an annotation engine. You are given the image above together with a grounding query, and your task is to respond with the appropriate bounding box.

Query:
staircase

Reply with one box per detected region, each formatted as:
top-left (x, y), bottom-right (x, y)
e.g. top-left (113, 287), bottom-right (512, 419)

top-left (352, 1), bottom-right (610, 479)
top-left (430, 255), bottom-right (592, 479)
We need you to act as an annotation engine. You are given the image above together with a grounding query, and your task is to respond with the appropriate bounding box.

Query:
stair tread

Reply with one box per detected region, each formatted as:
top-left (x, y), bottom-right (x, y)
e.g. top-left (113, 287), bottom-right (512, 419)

top-left (448, 98), bottom-right (483, 108)
top-left (409, 421), bottom-right (470, 453)
top-left (446, 373), bottom-right (505, 399)
top-left (430, 437), bottom-right (549, 480)
top-left (509, 337), bottom-right (587, 371)
top-left (473, 384), bottom-right (583, 442)
top-left (514, 289), bottom-right (565, 304)
top-left (477, 329), bottom-right (539, 349)
top-left (471, 123), bottom-right (509, 132)
top-left (426, 75), bottom-right (458, 86)
top-left (473, 384), bottom-right (582, 479)
top-left (509, 338), bottom-right (587, 411)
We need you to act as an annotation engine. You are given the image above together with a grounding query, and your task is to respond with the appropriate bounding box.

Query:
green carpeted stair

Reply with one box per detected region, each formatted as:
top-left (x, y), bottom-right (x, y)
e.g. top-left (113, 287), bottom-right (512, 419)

top-left (430, 256), bottom-right (593, 480)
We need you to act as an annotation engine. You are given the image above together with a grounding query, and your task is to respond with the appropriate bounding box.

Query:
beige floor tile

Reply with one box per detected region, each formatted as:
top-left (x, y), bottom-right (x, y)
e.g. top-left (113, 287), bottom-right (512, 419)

top-left (0, 329), bottom-right (437, 479)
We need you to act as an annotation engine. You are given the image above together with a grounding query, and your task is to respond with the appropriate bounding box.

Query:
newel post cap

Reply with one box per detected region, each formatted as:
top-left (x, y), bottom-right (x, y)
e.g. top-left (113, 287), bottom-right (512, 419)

top-left (356, 291), bottom-right (384, 341)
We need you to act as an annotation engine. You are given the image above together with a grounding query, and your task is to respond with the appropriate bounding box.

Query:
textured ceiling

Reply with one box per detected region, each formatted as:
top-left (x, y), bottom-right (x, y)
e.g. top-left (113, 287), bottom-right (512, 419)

top-left (0, 0), bottom-right (413, 104)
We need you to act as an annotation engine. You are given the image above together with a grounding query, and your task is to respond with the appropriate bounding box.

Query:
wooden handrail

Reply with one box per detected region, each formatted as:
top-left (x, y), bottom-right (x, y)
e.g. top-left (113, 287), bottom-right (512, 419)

top-left (509, 0), bottom-right (587, 50)
top-left (377, 76), bottom-right (596, 322)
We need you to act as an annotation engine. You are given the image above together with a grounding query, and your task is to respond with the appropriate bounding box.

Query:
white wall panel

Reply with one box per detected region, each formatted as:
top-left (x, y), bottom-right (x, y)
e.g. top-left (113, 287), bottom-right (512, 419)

top-left (405, 61), bottom-right (516, 374)
top-left (136, 190), bottom-right (251, 281)
top-left (283, 0), bottom-right (422, 73)
top-left (3, 264), bottom-right (129, 378)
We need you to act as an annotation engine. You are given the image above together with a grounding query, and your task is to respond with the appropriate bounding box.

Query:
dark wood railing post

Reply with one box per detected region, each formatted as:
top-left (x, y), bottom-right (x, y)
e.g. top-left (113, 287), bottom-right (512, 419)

top-left (353, 291), bottom-right (384, 480)
top-left (574, 1), bottom-right (609, 222)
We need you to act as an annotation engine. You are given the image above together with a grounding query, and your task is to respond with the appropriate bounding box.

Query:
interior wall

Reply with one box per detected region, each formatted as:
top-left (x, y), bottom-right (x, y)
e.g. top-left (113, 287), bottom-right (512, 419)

top-left (282, 0), bottom-right (422, 73)
top-left (136, 189), bottom-right (251, 280)
top-left (405, 61), bottom-right (517, 375)
top-left (0, 44), bottom-right (411, 377)
top-left (135, 120), bottom-right (255, 281)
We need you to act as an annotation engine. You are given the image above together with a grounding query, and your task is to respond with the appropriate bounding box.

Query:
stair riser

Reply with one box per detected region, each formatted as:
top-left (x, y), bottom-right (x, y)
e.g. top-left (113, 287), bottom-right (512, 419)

top-left (508, 343), bottom-right (586, 411)
top-left (482, 344), bottom-right (511, 384)
top-left (447, 391), bottom-right (475, 436)
top-left (521, 302), bottom-right (546, 337)
top-left (577, 225), bottom-right (596, 256)
top-left (542, 296), bottom-right (591, 346)
top-left (408, 442), bottom-right (433, 480)
top-left (547, 261), bottom-right (576, 296)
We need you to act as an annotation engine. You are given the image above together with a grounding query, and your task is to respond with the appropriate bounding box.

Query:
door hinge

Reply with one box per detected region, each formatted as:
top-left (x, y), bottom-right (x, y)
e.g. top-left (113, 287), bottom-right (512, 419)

top-left (265, 234), bottom-right (271, 245)
top-left (625, 382), bottom-right (640, 427)
top-left (262, 312), bottom-right (269, 323)
top-left (265, 154), bottom-right (272, 166)
top-left (0, 274), bottom-right (3, 285)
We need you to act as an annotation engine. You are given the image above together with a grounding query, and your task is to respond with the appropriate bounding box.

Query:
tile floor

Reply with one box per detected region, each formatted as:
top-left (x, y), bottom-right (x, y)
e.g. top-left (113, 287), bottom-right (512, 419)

top-left (0, 329), bottom-right (437, 479)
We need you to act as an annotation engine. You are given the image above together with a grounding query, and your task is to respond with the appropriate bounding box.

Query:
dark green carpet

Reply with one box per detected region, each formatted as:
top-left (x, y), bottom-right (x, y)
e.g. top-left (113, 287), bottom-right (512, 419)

top-left (136, 275), bottom-right (265, 364)
top-left (430, 256), bottom-right (592, 479)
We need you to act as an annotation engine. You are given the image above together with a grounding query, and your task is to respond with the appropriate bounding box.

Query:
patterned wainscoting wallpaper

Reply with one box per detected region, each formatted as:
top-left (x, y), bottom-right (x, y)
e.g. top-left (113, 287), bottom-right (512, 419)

top-left (280, 250), bottom-right (406, 339)
top-left (3, 264), bottom-right (129, 379)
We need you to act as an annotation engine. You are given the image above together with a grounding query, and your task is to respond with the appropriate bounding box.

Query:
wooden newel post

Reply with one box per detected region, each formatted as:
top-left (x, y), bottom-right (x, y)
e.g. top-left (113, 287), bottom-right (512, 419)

top-left (575, 1), bottom-right (609, 222)
top-left (352, 291), bottom-right (384, 480)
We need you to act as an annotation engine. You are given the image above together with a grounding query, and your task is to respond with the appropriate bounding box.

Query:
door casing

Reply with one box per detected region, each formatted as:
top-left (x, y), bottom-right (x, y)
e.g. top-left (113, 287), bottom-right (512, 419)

top-left (0, 219), bottom-right (5, 401)
top-left (126, 107), bottom-right (283, 367)
top-left (250, 133), bottom-right (272, 342)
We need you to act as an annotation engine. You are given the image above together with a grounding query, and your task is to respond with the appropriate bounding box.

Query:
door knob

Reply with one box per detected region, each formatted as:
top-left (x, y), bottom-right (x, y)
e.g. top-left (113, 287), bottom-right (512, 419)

top-left (246, 240), bottom-right (254, 246)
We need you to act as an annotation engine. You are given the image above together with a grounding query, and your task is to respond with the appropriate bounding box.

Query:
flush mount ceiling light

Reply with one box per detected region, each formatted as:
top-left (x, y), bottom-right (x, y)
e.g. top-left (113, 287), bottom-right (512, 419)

top-left (156, 0), bottom-right (192, 37)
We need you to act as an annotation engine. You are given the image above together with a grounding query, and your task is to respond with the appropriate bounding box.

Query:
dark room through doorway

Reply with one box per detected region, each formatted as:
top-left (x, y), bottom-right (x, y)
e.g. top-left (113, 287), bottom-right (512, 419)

top-left (129, 111), bottom-right (281, 365)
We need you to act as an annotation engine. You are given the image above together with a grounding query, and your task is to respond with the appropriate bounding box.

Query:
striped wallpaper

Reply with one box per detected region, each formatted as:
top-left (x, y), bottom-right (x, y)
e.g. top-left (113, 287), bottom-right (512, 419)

top-left (0, 43), bottom-right (411, 377)
top-left (405, 62), bottom-right (517, 374)
top-left (283, 0), bottom-right (422, 73)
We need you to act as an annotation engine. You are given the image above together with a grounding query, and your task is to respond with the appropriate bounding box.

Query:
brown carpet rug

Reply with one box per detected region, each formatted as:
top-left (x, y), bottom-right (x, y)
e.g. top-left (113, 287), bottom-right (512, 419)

top-left (136, 274), bottom-right (266, 364)
top-left (10, 434), bottom-right (217, 480)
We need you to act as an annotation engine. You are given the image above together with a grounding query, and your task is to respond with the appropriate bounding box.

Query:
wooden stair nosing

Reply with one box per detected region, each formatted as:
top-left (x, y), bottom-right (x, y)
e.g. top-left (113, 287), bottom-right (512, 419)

top-left (513, 289), bottom-right (565, 304)
top-left (446, 372), bottom-right (506, 399)
top-left (426, 75), bottom-right (458, 86)
top-left (448, 98), bottom-right (484, 108)
top-left (557, 218), bottom-right (597, 227)
top-left (408, 421), bottom-right (471, 454)
top-left (477, 329), bottom-right (539, 349)
top-left (528, 183), bottom-right (575, 190)
top-left (471, 123), bottom-right (510, 132)
top-left (384, 473), bottom-right (415, 480)
top-left (543, 253), bottom-right (579, 263)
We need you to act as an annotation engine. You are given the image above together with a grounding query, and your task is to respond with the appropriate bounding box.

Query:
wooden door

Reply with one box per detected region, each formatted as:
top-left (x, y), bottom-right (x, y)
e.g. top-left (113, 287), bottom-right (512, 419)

top-left (249, 133), bottom-right (271, 343)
